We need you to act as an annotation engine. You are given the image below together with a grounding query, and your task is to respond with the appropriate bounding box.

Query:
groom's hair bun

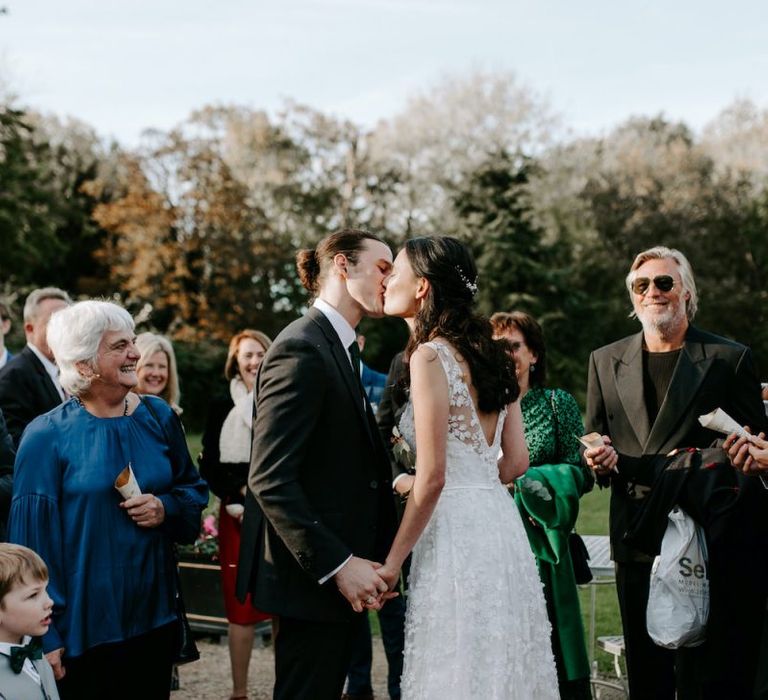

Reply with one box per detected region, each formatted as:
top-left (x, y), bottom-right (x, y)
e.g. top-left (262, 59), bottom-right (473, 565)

top-left (296, 248), bottom-right (321, 294)
top-left (296, 228), bottom-right (385, 296)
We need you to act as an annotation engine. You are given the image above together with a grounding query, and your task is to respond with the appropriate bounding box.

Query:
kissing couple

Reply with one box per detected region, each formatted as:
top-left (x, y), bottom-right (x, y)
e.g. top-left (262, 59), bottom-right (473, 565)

top-left (237, 229), bottom-right (558, 699)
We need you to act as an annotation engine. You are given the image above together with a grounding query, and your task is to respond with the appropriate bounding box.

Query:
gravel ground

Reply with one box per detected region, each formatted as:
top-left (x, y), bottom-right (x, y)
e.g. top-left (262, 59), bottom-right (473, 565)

top-left (173, 636), bottom-right (627, 699)
top-left (174, 635), bottom-right (391, 700)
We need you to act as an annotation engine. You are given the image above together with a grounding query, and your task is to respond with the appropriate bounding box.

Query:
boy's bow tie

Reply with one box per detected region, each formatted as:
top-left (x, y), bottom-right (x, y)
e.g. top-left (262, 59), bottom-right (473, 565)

top-left (10, 638), bottom-right (43, 674)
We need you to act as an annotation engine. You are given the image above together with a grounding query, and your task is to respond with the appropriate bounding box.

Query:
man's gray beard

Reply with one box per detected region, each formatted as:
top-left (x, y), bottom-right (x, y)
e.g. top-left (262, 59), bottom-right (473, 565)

top-left (638, 305), bottom-right (687, 339)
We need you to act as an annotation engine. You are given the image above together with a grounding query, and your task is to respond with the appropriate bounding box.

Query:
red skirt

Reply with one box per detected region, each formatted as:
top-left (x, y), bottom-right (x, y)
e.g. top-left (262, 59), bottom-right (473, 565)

top-left (218, 501), bottom-right (271, 625)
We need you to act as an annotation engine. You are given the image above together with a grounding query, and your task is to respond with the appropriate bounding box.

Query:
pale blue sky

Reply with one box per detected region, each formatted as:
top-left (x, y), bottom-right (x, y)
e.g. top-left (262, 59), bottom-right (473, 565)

top-left (1, 0), bottom-right (766, 145)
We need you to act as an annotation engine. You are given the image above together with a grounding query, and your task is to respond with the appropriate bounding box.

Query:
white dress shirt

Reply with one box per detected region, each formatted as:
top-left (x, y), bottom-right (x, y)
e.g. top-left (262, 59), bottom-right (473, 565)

top-left (313, 298), bottom-right (357, 369)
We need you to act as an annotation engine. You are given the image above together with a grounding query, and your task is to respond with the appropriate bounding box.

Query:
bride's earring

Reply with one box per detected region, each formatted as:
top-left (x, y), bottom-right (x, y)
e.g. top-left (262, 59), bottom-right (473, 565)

top-left (529, 363), bottom-right (536, 373)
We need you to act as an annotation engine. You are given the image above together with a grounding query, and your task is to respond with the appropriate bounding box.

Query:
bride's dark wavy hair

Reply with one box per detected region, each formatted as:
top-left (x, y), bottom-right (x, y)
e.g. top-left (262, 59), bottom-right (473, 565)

top-left (401, 237), bottom-right (519, 412)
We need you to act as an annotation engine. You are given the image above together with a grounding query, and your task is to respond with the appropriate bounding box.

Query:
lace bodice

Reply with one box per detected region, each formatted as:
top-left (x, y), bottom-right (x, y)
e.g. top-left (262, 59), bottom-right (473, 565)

top-left (399, 340), bottom-right (506, 489)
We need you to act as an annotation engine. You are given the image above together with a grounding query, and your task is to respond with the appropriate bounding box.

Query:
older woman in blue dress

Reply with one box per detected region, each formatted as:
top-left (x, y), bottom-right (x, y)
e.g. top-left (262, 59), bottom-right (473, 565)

top-left (8, 300), bottom-right (208, 700)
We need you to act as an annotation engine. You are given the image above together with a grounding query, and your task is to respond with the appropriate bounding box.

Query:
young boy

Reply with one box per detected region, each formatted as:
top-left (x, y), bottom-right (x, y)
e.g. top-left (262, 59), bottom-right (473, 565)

top-left (0, 543), bottom-right (59, 699)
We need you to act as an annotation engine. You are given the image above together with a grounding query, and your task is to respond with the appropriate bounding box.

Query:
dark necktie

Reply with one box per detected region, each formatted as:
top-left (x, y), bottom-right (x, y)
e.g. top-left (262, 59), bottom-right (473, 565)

top-left (347, 341), bottom-right (367, 400)
top-left (348, 341), bottom-right (362, 381)
top-left (10, 637), bottom-right (43, 674)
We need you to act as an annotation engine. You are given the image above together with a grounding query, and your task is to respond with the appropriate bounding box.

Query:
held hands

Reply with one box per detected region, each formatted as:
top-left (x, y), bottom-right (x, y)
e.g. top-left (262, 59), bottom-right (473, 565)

top-left (724, 429), bottom-right (768, 473)
top-left (46, 648), bottom-right (65, 681)
top-left (334, 556), bottom-right (396, 613)
top-left (368, 562), bottom-right (400, 611)
top-left (584, 435), bottom-right (618, 476)
top-left (120, 493), bottom-right (166, 528)
top-left (374, 561), bottom-right (401, 594)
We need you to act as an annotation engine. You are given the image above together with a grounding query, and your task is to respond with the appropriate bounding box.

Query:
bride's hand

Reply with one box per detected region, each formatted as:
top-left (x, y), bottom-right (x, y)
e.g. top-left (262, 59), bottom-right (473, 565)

top-left (374, 562), bottom-right (401, 592)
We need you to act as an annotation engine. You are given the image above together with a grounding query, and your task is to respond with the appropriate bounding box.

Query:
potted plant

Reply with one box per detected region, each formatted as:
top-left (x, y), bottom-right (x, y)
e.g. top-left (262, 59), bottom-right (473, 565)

top-left (177, 512), bottom-right (229, 635)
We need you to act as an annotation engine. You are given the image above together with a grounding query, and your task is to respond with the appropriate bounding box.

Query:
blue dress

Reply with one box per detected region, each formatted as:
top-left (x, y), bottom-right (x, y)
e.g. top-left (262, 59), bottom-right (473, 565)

top-left (9, 396), bottom-right (208, 658)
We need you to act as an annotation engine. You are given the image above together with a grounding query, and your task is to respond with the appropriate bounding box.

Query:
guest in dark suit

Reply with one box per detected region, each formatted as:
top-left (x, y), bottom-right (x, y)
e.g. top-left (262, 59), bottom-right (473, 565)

top-left (343, 349), bottom-right (409, 700)
top-left (237, 229), bottom-right (398, 700)
top-left (0, 287), bottom-right (71, 447)
top-left (584, 245), bottom-right (768, 699)
top-left (0, 300), bottom-right (14, 370)
top-left (377, 351), bottom-right (407, 456)
top-left (0, 409), bottom-right (14, 540)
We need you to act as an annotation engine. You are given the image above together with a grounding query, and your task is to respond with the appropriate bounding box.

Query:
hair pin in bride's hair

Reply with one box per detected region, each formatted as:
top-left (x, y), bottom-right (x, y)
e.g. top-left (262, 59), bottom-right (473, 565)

top-left (454, 265), bottom-right (478, 296)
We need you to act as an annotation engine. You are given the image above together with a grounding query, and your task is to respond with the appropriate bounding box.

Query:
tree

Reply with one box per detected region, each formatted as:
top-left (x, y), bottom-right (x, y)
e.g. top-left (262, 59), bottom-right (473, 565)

top-left (0, 107), bottom-right (64, 284)
top-left (367, 69), bottom-right (559, 240)
top-left (0, 105), bottom-right (113, 294)
top-left (451, 151), bottom-right (599, 399)
top-left (452, 153), bottom-right (553, 313)
top-left (28, 113), bottom-right (113, 295)
top-left (702, 99), bottom-right (768, 181)
top-left (88, 104), bottom-right (372, 340)
top-left (87, 155), bottom-right (184, 328)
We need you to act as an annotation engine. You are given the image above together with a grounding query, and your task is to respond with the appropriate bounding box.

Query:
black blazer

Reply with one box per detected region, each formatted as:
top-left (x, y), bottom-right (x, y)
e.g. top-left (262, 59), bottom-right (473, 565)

top-left (198, 393), bottom-right (249, 502)
top-left (0, 346), bottom-right (62, 448)
top-left (585, 325), bottom-right (767, 562)
top-left (0, 409), bottom-right (15, 541)
top-left (376, 351), bottom-right (410, 482)
top-left (237, 308), bottom-right (397, 622)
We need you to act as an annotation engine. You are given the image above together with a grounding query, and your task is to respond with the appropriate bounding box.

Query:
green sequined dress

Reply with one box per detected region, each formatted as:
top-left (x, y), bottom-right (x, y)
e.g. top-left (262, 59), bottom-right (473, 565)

top-left (518, 386), bottom-right (593, 699)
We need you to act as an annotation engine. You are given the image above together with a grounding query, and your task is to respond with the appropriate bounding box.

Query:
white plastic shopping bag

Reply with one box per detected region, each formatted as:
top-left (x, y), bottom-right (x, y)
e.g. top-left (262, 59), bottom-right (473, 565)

top-left (646, 507), bottom-right (709, 649)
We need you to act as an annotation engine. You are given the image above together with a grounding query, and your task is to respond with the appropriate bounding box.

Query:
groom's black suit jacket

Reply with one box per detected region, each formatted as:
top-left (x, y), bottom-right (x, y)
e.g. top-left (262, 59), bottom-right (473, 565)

top-left (237, 307), bottom-right (397, 622)
top-left (0, 346), bottom-right (62, 448)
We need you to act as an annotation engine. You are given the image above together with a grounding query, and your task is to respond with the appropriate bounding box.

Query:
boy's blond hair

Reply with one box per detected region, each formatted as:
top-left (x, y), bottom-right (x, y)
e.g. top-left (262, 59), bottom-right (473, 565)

top-left (0, 544), bottom-right (48, 607)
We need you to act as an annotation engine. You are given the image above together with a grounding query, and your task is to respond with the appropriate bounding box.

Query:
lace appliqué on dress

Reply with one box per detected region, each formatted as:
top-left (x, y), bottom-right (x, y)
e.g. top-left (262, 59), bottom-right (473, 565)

top-left (398, 340), bottom-right (558, 700)
top-left (426, 340), bottom-right (505, 455)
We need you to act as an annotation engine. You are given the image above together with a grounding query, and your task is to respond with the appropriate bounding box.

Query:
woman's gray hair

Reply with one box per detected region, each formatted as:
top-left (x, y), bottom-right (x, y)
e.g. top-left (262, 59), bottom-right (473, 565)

top-left (135, 332), bottom-right (181, 407)
top-left (625, 245), bottom-right (698, 321)
top-left (47, 300), bottom-right (135, 396)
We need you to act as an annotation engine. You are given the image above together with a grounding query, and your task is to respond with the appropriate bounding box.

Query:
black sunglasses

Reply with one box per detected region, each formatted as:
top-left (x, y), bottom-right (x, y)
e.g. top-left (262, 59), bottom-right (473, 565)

top-left (631, 275), bottom-right (676, 295)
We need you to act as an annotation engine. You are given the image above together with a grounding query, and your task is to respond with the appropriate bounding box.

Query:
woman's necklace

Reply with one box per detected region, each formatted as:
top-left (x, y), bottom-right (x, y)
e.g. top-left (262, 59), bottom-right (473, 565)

top-left (75, 396), bottom-right (129, 416)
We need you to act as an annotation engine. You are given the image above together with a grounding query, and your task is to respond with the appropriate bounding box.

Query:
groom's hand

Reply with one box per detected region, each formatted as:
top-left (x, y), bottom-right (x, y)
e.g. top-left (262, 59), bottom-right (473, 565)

top-left (334, 556), bottom-right (389, 613)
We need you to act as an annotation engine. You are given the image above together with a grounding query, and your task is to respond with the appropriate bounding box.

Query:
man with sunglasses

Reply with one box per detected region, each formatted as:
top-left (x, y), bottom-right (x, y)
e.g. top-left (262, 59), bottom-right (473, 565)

top-left (583, 245), bottom-right (768, 699)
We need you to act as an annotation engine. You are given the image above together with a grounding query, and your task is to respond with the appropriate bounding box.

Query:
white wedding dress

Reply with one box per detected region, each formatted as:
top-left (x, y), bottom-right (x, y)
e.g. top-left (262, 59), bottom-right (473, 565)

top-left (398, 341), bottom-right (558, 699)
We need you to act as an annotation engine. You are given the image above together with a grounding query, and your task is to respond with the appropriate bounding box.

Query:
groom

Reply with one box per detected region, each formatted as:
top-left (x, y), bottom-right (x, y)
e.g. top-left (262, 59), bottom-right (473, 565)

top-left (237, 228), bottom-right (398, 700)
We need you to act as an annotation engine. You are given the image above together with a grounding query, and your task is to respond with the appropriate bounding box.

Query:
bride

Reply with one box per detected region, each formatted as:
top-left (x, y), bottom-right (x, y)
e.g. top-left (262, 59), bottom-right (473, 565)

top-left (375, 237), bottom-right (558, 699)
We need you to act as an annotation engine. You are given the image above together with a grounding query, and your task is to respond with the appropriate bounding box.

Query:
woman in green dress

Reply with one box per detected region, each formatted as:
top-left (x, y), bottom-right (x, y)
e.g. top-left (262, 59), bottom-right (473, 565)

top-left (491, 311), bottom-right (593, 700)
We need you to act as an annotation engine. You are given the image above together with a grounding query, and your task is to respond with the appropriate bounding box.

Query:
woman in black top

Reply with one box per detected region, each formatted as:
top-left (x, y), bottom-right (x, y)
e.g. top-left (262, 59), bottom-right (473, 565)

top-left (199, 329), bottom-right (272, 700)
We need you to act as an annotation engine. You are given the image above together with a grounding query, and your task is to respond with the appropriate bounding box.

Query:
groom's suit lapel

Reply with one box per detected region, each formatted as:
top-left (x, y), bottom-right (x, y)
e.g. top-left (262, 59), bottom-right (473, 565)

top-left (307, 307), bottom-right (375, 444)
